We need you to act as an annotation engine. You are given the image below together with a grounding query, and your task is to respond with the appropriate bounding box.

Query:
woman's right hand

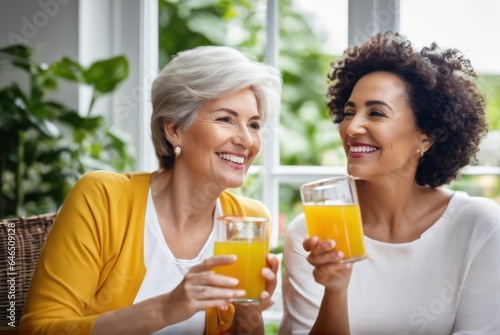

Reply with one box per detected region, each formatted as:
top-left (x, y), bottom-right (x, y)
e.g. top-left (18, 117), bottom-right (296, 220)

top-left (160, 255), bottom-right (245, 326)
top-left (303, 236), bottom-right (353, 293)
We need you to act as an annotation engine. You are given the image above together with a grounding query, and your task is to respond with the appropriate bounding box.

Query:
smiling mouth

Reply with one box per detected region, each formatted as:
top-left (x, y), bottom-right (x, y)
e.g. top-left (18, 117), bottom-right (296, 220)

top-left (349, 145), bottom-right (379, 153)
top-left (216, 153), bottom-right (245, 164)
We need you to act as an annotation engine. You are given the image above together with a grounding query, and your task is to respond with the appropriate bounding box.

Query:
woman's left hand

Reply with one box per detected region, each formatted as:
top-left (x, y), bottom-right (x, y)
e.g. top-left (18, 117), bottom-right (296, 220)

top-left (229, 254), bottom-right (279, 334)
top-left (305, 236), bottom-right (352, 293)
top-left (258, 253), bottom-right (279, 311)
top-left (234, 253), bottom-right (279, 311)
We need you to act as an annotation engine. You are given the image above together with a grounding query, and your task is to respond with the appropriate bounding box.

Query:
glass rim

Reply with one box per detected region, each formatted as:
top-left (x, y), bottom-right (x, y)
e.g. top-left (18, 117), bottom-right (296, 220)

top-left (216, 215), bottom-right (268, 224)
top-left (300, 175), bottom-right (354, 189)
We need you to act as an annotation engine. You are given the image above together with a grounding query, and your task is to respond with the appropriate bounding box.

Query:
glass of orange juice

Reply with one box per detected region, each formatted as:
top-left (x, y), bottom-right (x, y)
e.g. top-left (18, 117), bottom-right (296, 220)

top-left (213, 215), bottom-right (268, 302)
top-left (300, 176), bottom-right (367, 263)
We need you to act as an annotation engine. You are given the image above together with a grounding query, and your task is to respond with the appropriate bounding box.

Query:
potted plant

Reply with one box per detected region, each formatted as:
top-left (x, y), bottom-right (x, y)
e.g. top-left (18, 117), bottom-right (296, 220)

top-left (0, 44), bottom-right (135, 218)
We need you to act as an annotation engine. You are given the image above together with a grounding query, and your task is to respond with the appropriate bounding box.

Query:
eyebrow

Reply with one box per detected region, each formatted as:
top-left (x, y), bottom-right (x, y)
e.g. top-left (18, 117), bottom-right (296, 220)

top-left (214, 108), bottom-right (262, 121)
top-left (344, 100), bottom-right (393, 111)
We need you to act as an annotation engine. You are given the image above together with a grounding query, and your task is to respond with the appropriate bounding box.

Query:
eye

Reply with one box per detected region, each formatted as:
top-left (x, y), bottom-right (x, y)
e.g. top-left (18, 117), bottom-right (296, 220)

top-left (369, 110), bottom-right (385, 117)
top-left (343, 110), bottom-right (355, 119)
top-left (217, 117), bottom-right (233, 123)
top-left (249, 122), bottom-right (261, 130)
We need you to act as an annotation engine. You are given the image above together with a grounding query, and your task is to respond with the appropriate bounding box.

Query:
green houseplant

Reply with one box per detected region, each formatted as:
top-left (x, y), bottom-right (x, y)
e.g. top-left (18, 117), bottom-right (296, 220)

top-left (0, 44), bottom-right (135, 218)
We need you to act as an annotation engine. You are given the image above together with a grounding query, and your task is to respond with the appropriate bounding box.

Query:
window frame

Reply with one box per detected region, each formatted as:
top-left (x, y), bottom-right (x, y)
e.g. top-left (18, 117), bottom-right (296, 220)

top-left (104, 0), bottom-right (500, 248)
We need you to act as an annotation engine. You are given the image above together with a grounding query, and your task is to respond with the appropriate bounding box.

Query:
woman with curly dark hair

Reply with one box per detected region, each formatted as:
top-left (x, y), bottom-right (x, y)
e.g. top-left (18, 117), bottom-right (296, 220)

top-left (279, 32), bottom-right (500, 334)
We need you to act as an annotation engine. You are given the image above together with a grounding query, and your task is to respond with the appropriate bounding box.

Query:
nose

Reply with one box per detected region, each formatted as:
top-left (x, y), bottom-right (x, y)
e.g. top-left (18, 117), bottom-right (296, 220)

top-left (345, 114), bottom-right (367, 137)
top-left (233, 125), bottom-right (253, 149)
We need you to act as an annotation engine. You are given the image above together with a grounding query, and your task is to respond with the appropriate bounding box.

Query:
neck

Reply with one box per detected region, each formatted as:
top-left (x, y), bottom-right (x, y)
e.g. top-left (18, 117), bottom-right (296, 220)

top-left (151, 169), bottom-right (223, 259)
top-left (151, 169), bottom-right (222, 232)
top-left (356, 177), bottom-right (431, 242)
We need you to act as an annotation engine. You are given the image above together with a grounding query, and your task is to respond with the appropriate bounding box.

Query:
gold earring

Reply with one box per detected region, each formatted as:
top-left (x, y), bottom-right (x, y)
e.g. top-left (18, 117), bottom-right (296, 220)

top-left (417, 148), bottom-right (424, 157)
top-left (174, 146), bottom-right (181, 157)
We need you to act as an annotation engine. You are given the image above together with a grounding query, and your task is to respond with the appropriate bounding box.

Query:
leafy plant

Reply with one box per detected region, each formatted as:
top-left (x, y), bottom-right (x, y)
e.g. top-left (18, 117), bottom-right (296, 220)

top-left (0, 44), bottom-right (134, 218)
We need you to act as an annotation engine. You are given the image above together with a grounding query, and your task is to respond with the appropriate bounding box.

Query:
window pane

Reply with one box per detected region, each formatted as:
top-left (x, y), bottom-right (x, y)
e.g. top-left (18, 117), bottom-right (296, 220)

top-left (279, 0), bottom-right (348, 166)
top-left (293, 0), bottom-right (348, 55)
top-left (399, 0), bottom-right (500, 74)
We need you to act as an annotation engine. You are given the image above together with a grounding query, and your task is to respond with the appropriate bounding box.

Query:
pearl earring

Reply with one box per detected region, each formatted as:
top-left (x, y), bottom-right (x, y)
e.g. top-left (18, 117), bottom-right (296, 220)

top-left (174, 146), bottom-right (181, 157)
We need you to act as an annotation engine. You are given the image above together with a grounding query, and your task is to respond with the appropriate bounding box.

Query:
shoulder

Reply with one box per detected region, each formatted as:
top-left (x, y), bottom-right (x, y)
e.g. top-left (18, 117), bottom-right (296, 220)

top-left (76, 170), bottom-right (151, 185)
top-left (448, 191), bottom-right (500, 224)
top-left (75, 170), bottom-right (151, 193)
top-left (219, 190), bottom-right (270, 219)
top-left (66, 171), bottom-right (152, 211)
top-left (57, 171), bottom-right (151, 239)
top-left (444, 191), bottom-right (500, 245)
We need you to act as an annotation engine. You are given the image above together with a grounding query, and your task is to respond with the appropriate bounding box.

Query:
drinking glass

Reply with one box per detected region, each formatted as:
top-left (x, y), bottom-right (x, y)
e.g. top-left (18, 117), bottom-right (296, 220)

top-left (300, 175), bottom-right (367, 263)
top-left (213, 215), bottom-right (268, 302)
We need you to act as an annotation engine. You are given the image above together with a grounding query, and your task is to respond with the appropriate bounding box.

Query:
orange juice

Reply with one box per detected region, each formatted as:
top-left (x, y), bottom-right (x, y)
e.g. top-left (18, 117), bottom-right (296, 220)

top-left (303, 203), bottom-right (366, 261)
top-left (213, 238), bottom-right (267, 300)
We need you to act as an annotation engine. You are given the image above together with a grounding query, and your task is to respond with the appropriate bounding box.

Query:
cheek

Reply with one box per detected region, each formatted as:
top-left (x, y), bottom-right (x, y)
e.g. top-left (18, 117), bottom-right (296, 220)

top-left (253, 132), bottom-right (262, 151)
top-left (338, 123), bottom-right (348, 144)
top-left (252, 133), bottom-right (262, 153)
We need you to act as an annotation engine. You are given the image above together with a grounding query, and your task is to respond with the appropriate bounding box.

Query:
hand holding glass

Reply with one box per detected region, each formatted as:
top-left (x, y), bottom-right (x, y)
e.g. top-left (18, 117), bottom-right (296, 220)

top-left (213, 215), bottom-right (268, 302)
top-left (300, 176), bottom-right (367, 263)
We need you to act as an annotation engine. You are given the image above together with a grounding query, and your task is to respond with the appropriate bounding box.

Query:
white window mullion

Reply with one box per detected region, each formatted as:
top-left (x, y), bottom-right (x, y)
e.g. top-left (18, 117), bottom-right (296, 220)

top-left (263, 0), bottom-right (280, 248)
top-left (138, 0), bottom-right (159, 172)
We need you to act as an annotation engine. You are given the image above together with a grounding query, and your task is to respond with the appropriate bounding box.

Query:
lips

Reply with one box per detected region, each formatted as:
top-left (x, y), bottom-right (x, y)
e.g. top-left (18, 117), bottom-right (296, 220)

top-left (216, 152), bottom-right (245, 164)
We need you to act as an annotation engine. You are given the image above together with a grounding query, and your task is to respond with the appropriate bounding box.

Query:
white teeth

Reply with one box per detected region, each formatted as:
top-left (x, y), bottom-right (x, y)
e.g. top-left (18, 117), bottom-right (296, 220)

top-left (218, 153), bottom-right (245, 164)
top-left (350, 145), bottom-right (378, 153)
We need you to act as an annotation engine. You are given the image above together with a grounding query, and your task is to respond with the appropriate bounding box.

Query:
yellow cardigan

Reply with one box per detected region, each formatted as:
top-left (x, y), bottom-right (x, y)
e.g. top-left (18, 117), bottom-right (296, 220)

top-left (19, 171), bottom-right (271, 335)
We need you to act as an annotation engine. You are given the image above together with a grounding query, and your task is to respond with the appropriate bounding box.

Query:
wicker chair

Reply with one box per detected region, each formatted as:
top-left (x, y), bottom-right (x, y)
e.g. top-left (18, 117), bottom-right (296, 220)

top-left (0, 213), bottom-right (56, 334)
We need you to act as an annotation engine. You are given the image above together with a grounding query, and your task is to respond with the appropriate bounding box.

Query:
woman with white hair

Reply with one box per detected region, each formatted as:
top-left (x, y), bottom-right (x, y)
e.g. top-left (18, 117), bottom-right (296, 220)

top-left (20, 45), bottom-right (282, 335)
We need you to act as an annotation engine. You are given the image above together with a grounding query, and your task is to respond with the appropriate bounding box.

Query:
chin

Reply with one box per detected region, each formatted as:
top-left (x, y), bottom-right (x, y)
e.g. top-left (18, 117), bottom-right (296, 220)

top-left (229, 180), bottom-right (245, 189)
top-left (347, 165), bottom-right (366, 179)
top-left (222, 176), bottom-right (245, 189)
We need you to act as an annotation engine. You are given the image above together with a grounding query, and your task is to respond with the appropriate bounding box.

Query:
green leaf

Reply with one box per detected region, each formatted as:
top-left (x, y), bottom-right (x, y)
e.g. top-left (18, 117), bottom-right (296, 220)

top-left (0, 45), bottom-right (34, 74)
top-left (0, 85), bottom-right (28, 125)
top-left (186, 13), bottom-right (228, 44)
top-left (51, 57), bottom-right (85, 82)
top-left (0, 44), bottom-right (32, 59)
top-left (59, 110), bottom-right (103, 131)
top-left (18, 104), bottom-right (60, 138)
top-left (32, 64), bottom-right (59, 92)
top-left (83, 55), bottom-right (129, 93)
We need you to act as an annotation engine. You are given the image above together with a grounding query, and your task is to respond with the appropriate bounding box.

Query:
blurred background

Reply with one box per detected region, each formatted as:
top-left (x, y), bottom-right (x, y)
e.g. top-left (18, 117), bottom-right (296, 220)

top-left (1, 0), bottom-right (499, 332)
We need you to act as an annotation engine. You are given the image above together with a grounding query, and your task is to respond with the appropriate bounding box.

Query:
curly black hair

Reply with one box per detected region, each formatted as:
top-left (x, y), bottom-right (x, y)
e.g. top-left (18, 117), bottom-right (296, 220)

top-left (327, 32), bottom-right (488, 188)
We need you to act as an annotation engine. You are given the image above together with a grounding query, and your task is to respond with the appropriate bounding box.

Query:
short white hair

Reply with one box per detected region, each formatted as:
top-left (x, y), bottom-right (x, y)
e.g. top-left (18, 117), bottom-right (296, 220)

top-left (151, 45), bottom-right (282, 169)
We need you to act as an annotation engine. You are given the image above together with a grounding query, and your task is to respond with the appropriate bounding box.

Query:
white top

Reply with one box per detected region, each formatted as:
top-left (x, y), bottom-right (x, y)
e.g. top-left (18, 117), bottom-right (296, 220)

top-left (279, 191), bottom-right (500, 335)
top-left (133, 188), bottom-right (223, 335)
